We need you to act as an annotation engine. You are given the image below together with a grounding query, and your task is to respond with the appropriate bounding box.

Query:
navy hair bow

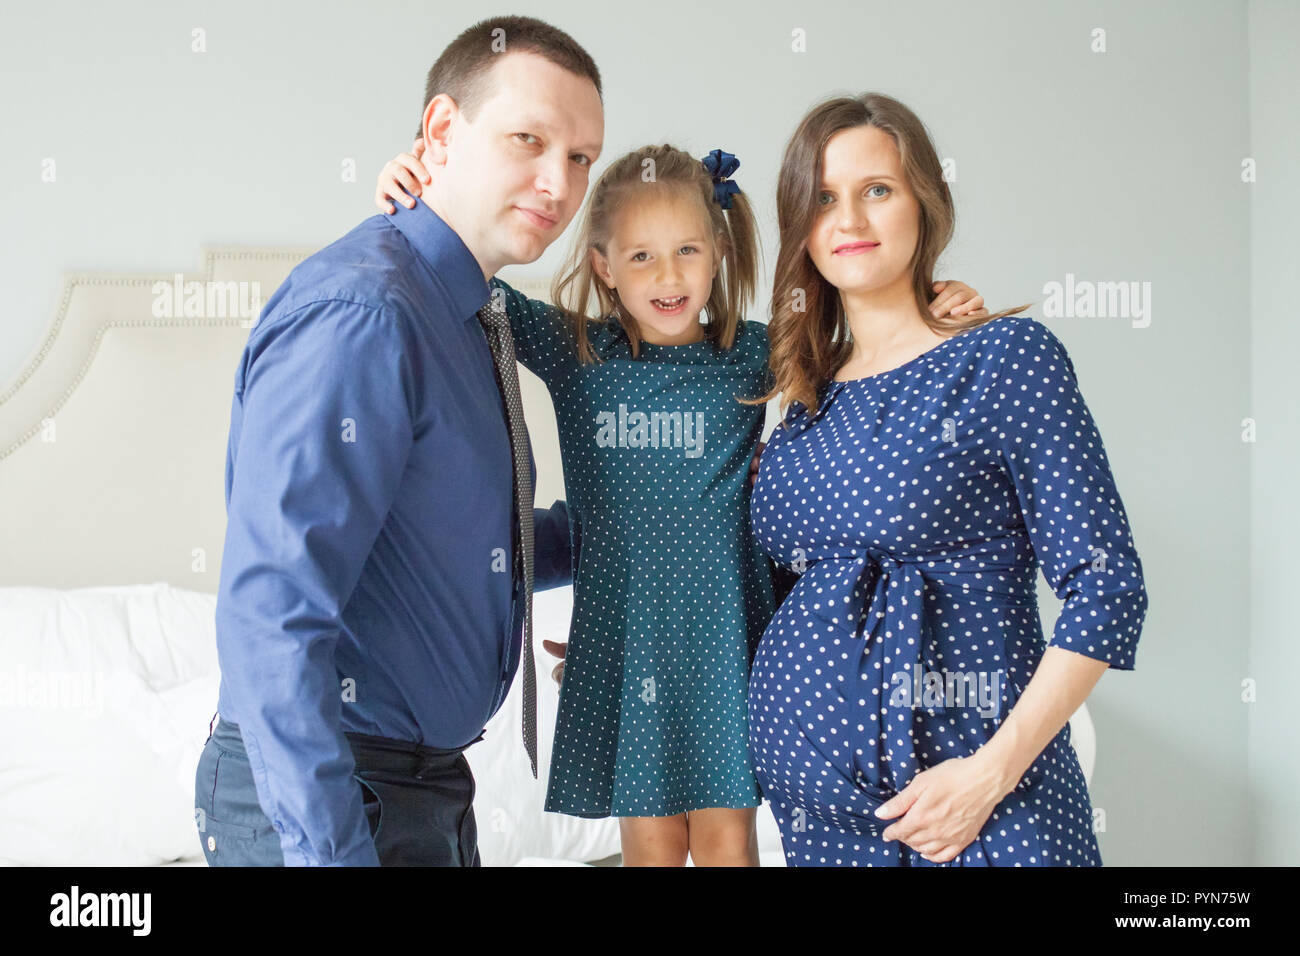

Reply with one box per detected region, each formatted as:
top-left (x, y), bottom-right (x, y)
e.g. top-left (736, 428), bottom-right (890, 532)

top-left (701, 148), bottom-right (740, 210)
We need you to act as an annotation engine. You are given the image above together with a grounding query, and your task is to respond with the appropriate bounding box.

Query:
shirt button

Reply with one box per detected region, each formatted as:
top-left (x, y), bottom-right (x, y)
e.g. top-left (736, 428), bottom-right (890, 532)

top-left (207, 836), bottom-right (216, 852)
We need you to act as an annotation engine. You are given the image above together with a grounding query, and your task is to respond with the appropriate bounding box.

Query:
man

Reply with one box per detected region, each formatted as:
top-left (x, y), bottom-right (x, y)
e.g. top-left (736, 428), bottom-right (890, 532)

top-left (194, 15), bottom-right (604, 866)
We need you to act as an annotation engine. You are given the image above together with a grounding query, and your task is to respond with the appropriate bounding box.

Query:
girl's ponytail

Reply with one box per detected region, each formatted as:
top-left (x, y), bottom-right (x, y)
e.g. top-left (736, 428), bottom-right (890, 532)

top-left (706, 153), bottom-right (760, 343)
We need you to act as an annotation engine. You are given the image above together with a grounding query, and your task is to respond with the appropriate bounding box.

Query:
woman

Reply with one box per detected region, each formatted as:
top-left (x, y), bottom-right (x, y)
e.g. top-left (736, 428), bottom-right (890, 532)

top-left (744, 93), bottom-right (1149, 866)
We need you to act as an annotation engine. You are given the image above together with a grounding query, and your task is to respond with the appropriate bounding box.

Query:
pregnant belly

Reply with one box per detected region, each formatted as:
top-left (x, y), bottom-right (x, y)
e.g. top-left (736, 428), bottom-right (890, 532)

top-left (747, 585), bottom-right (866, 780)
top-left (747, 568), bottom-right (1049, 809)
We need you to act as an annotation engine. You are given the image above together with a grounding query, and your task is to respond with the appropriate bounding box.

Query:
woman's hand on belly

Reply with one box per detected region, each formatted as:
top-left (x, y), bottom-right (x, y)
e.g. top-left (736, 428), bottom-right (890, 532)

top-left (872, 754), bottom-right (1010, 863)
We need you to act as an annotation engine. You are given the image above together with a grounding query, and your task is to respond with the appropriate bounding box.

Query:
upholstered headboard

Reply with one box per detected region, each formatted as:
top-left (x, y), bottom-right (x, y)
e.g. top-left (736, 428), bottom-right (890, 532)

top-left (0, 248), bottom-right (563, 591)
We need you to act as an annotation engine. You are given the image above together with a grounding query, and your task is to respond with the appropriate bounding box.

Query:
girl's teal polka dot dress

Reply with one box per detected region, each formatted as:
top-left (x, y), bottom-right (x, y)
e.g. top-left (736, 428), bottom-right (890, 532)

top-left (492, 277), bottom-right (776, 818)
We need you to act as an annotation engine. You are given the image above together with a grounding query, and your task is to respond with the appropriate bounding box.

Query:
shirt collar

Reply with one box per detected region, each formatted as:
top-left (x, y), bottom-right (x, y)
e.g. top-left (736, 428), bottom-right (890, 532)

top-left (388, 198), bottom-right (491, 323)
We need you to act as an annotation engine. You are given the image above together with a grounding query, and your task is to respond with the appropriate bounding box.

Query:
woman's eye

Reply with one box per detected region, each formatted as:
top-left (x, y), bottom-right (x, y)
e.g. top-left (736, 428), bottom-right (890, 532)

top-left (516, 133), bottom-right (539, 146)
top-left (572, 154), bottom-right (591, 167)
top-left (819, 186), bottom-right (889, 205)
top-left (631, 252), bottom-right (648, 262)
top-left (679, 246), bottom-right (697, 255)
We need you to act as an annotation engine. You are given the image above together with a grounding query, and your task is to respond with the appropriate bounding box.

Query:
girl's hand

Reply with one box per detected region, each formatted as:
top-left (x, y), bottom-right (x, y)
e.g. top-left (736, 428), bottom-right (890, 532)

top-left (750, 441), bottom-right (765, 487)
top-left (873, 753), bottom-right (1008, 863)
top-left (542, 638), bottom-right (566, 686)
top-left (375, 139), bottom-right (430, 214)
top-left (930, 280), bottom-right (988, 318)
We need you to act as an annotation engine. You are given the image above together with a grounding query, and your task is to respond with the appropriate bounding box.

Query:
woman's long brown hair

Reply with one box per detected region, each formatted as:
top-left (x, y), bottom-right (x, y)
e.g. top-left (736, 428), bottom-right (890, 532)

top-left (742, 93), bottom-right (1029, 422)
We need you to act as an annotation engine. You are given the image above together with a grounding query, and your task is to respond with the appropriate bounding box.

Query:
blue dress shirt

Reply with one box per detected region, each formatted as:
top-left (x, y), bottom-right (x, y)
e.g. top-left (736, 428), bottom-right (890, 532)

top-left (214, 199), bottom-right (573, 866)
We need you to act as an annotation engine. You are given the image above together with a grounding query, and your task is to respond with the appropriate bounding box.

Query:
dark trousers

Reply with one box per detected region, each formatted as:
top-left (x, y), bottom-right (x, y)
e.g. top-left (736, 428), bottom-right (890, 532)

top-left (194, 715), bottom-right (481, 866)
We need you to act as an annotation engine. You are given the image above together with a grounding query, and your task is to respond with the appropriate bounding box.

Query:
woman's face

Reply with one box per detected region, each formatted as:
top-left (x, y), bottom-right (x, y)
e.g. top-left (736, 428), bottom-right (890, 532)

top-left (806, 125), bottom-right (920, 301)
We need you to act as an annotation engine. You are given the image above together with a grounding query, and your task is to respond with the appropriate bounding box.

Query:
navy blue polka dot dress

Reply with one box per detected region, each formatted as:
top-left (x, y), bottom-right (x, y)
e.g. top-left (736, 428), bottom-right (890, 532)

top-left (748, 315), bottom-right (1148, 866)
top-left (492, 277), bottom-right (776, 818)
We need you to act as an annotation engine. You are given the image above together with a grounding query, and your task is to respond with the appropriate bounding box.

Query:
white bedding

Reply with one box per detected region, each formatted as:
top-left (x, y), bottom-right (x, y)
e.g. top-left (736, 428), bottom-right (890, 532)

top-left (0, 583), bottom-right (791, 866)
top-left (0, 580), bottom-right (1106, 868)
top-left (0, 584), bottom-right (220, 866)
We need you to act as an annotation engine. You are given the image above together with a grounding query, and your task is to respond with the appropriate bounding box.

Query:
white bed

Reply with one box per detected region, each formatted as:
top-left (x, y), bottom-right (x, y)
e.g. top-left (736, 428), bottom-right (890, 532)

top-left (0, 247), bottom-right (1094, 867)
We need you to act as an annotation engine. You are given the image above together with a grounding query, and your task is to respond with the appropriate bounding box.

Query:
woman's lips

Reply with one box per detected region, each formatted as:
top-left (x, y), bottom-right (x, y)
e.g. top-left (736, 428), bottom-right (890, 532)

top-left (834, 241), bottom-right (880, 255)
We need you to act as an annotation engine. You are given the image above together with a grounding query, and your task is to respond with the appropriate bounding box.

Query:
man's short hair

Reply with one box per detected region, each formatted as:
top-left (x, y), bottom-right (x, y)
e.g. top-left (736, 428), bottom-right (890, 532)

top-left (418, 15), bottom-right (602, 137)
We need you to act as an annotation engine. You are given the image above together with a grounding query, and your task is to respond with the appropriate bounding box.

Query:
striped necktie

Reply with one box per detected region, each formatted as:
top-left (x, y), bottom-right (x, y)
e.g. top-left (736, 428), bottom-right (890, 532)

top-left (475, 298), bottom-right (538, 778)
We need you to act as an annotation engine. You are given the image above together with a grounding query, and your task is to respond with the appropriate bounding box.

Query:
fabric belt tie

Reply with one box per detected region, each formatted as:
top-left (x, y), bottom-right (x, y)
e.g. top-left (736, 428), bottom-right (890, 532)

top-left (850, 548), bottom-right (929, 801)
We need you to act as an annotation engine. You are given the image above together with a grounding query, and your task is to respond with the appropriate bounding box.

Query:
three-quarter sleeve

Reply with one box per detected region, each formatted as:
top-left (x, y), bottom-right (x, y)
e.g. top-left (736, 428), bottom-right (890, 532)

top-left (489, 276), bottom-right (579, 389)
top-left (216, 300), bottom-right (416, 865)
top-left (993, 319), bottom-right (1148, 670)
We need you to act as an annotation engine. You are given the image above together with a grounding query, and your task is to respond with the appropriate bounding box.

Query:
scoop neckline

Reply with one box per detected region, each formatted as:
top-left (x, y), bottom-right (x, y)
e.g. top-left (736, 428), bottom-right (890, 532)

top-left (638, 335), bottom-right (711, 350)
top-left (827, 320), bottom-right (987, 386)
top-left (603, 313), bottom-right (714, 350)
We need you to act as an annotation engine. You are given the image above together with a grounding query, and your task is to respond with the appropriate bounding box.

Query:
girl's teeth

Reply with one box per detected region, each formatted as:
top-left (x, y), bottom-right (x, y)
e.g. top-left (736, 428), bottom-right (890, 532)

top-left (655, 297), bottom-right (684, 307)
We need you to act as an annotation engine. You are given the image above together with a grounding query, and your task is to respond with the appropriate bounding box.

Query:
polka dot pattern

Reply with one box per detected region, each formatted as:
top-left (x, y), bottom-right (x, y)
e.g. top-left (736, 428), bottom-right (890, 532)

top-left (748, 315), bottom-right (1148, 866)
top-left (493, 277), bottom-right (776, 818)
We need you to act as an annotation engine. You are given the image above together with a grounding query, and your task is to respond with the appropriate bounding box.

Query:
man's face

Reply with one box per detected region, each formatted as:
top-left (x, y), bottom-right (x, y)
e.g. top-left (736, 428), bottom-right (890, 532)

top-left (424, 51), bottom-right (604, 279)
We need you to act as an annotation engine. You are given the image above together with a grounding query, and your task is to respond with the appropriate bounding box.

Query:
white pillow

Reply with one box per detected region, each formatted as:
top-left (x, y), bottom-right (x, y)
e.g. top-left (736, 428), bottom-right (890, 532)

top-left (0, 582), bottom-right (622, 866)
top-left (0, 584), bottom-right (220, 866)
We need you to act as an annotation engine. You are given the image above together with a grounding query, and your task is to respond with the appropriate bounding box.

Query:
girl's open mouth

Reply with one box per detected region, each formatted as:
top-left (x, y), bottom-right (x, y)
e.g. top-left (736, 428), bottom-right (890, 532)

top-left (651, 296), bottom-right (687, 314)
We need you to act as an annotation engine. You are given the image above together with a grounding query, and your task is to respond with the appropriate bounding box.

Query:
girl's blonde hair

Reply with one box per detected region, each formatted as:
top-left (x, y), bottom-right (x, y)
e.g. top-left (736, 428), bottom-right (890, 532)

top-left (551, 144), bottom-right (762, 363)
top-left (741, 93), bottom-right (1030, 420)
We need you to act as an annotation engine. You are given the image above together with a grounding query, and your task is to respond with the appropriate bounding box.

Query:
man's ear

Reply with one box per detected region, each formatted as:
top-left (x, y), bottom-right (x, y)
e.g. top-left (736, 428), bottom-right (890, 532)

top-left (420, 94), bottom-right (456, 170)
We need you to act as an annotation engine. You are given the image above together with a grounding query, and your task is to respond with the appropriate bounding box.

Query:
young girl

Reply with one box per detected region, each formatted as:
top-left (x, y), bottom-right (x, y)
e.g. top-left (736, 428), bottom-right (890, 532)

top-left (377, 141), bottom-right (985, 866)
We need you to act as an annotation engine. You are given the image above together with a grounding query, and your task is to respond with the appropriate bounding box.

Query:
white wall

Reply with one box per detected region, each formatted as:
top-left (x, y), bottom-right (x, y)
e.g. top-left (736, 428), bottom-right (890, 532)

top-left (1248, 0), bottom-right (1300, 867)
top-left (2, 0), bottom-right (1290, 864)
